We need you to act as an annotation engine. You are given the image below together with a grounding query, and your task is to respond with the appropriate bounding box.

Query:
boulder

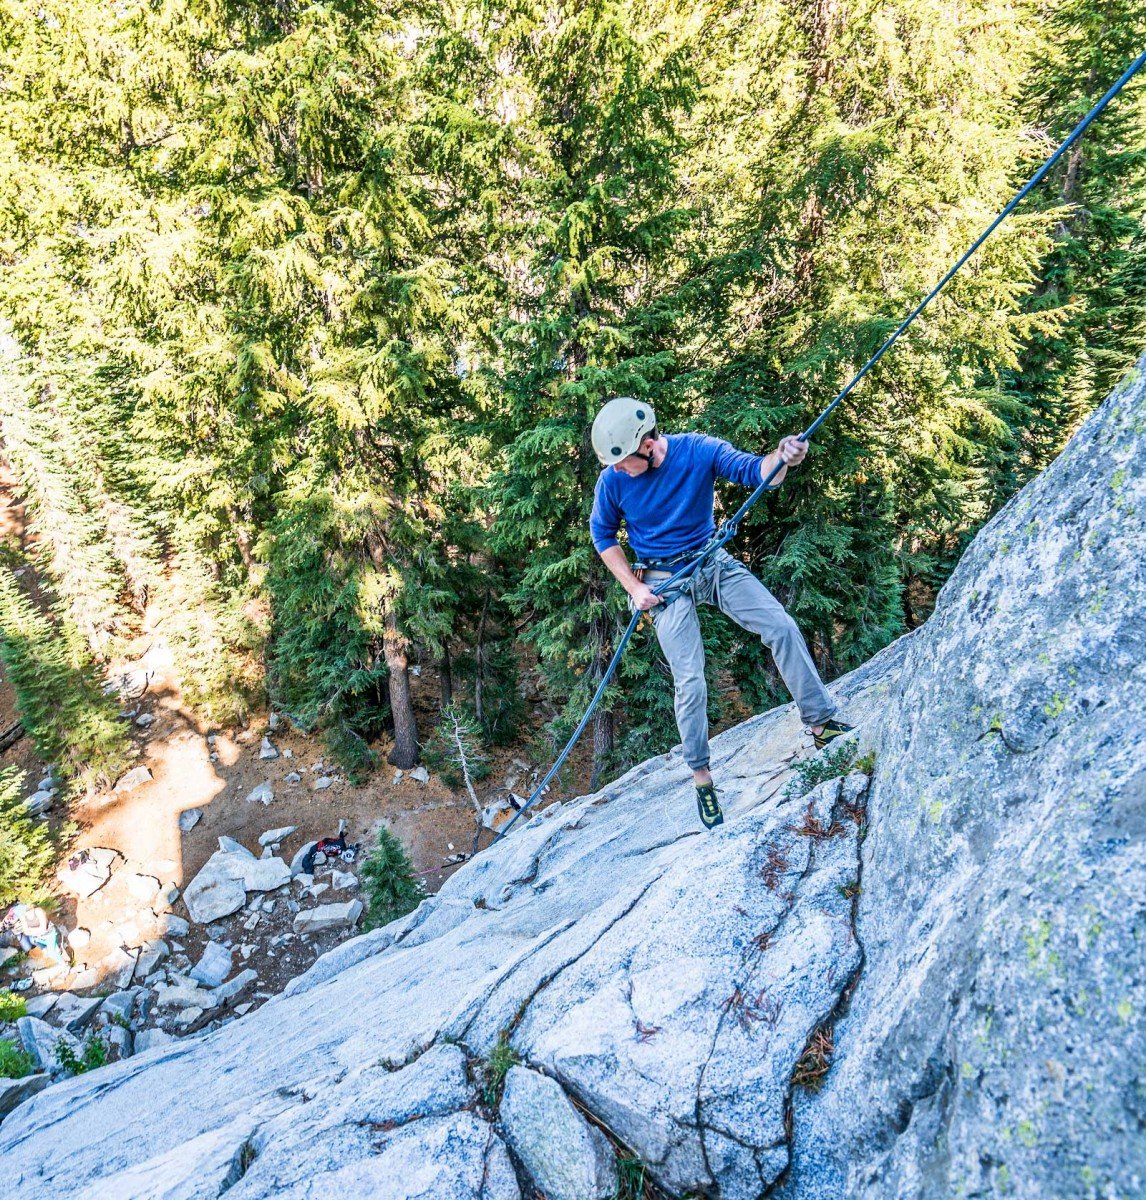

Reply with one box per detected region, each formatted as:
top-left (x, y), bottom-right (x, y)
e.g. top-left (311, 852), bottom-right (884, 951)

top-left (49, 994), bottom-right (103, 1034)
top-left (234, 856), bottom-right (291, 892)
top-left (182, 854), bottom-right (247, 924)
top-left (134, 1028), bottom-right (175, 1053)
top-left (408, 765), bottom-right (430, 784)
top-left (259, 826), bottom-right (296, 847)
top-left (291, 899), bottom-right (363, 935)
top-left (500, 1066), bottom-right (617, 1200)
top-left (178, 808), bottom-right (202, 833)
top-left (330, 870), bottom-right (357, 891)
top-left (245, 782), bottom-right (274, 805)
top-left (0, 1073), bottom-right (49, 1119)
top-left (212, 969), bottom-right (257, 1007)
top-left (155, 914), bottom-right (189, 938)
top-left (152, 983), bottom-right (214, 1011)
top-left (259, 737), bottom-right (279, 760)
top-left (313, 776), bottom-right (334, 790)
top-left (113, 766), bottom-right (153, 792)
top-left (66, 927), bottom-right (91, 951)
top-left (190, 943), bottom-right (232, 988)
top-left (105, 1024), bottom-right (133, 1058)
top-left (23, 994), bottom-right (58, 1019)
top-left (217, 835), bottom-right (254, 857)
top-left (184, 850), bottom-right (289, 924)
top-left (16, 1017), bottom-right (81, 1075)
top-left (56, 848), bottom-right (120, 899)
top-left (100, 990), bottom-right (140, 1025)
top-left (133, 940), bottom-right (170, 982)
top-left (125, 873), bottom-right (161, 902)
top-left (98, 947), bottom-right (140, 990)
top-left (24, 789), bottom-right (55, 818)
top-left (289, 841), bottom-right (318, 876)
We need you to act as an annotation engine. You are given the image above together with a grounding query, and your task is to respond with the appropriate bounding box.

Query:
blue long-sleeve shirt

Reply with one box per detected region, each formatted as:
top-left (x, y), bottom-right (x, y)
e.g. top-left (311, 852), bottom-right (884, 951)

top-left (589, 432), bottom-right (769, 560)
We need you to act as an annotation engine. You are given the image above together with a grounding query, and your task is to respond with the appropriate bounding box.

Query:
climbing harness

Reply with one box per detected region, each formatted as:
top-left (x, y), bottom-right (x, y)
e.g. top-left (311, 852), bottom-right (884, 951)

top-left (498, 49), bottom-right (1146, 839)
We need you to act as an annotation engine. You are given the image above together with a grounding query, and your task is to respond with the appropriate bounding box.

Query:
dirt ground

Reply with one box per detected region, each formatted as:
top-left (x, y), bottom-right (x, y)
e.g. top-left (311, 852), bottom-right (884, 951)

top-left (0, 574), bottom-right (589, 1001)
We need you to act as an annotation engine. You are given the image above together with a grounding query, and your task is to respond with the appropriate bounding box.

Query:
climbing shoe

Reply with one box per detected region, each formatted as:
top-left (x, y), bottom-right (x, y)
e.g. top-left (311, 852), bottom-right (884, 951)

top-left (696, 784), bottom-right (724, 830)
top-left (812, 718), bottom-right (855, 751)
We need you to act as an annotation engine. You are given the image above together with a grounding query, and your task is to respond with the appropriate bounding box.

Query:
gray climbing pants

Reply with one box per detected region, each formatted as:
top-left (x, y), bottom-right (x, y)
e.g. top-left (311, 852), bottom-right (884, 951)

top-left (645, 549), bottom-right (836, 771)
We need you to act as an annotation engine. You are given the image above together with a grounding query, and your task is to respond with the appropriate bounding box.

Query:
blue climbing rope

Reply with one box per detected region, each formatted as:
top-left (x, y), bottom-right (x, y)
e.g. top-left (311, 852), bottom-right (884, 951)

top-left (499, 48), bottom-right (1146, 839)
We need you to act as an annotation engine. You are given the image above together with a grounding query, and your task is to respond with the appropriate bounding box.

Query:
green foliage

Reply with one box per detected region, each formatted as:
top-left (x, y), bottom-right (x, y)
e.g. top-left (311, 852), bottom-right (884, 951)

top-left (55, 1031), bottom-right (109, 1075)
top-left (783, 741), bottom-right (859, 802)
top-left (0, 1038), bottom-right (33, 1079)
top-left (0, 0), bottom-right (1142, 798)
top-left (359, 827), bottom-right (424, 933)
top-left (0, 767), bottom-right (57, 907)
top-left (0, 566), bottom-right (131, 791)
top-left (614, 1155), bottom-right (652, 1200)
top-left (854, 751), bottom-right (877, 775)
top-left (481, 1031), bottom-right (520, 1107)
top-left (995, 0), bottom-right (1146, 502)
top-left (421, 706), bottom-right (490, 793)
top-left (0, 989), bottom-right (27, 1023)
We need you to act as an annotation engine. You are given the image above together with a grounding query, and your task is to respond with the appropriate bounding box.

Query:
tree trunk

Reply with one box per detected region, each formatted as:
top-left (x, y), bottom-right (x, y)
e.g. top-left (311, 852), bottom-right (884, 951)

top-left (384, 609), bottom-right (419, 768)
top-left (0, 721), bottom-right (24, 753)
top-left (473, 587), bottom-right (490, 728)
top-left (439, 643), bottom-right (453, 710)
top-left (590, 708), bottom-right (614, 792)
top-left (588, 612), bottom-right (614, 790)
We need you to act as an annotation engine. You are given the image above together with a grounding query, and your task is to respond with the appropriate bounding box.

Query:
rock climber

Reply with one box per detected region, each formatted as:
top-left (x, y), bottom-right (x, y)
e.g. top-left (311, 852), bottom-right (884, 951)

top-left (589, 396), bottom-right (853, 830)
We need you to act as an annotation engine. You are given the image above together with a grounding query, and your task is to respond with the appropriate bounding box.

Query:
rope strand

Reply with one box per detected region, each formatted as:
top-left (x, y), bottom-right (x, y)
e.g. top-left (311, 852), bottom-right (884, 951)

top-left (498, 48), bottom-right (1146, 839)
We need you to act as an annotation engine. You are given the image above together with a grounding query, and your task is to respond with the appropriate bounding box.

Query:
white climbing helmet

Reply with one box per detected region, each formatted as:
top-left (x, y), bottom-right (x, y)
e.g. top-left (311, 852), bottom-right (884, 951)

top-left (590, 397), bottom-right (657, 466)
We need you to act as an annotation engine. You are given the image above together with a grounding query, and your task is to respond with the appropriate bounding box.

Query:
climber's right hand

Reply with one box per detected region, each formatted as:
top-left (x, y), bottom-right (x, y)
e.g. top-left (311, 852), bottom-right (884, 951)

top-left (630, 583), bottom-right (664, 611)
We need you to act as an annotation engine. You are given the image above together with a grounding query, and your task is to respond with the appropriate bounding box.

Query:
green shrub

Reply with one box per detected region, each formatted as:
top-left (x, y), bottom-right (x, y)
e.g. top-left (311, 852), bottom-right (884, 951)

top-left (783, 741), bottom-right (859, 802)
top-left (55, 1032), bottom-right (108, 1075)
top-left (360, 827), bottom-right (424, 932)
top-left (481, 1032), bottom-right (520, 1106)
top-left (0, 989), bottom-right (27, 1022)
top-left (0, 767), bottom-right (57, 907)
top-left (0, 1038), bottom-right (33, 1079)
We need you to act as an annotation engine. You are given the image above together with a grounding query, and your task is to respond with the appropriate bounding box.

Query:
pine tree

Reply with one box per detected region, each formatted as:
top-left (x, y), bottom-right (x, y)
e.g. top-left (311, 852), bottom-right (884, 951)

top-left (487, 0), bottom-right (696, 787)
top-left (359, 827), bottom-right (424, 932)
top-left (0, 767), bottom-right (57, 907)
top-left (0, 564), bottom-right (131, 790)
top-left (995, 0), bottom-right (1146, 498)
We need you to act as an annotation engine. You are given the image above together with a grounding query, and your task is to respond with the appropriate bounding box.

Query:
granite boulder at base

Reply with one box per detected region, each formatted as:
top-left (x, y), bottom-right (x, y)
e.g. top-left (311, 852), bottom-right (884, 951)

top-left (1, 363), bottom-right (1143, 1198)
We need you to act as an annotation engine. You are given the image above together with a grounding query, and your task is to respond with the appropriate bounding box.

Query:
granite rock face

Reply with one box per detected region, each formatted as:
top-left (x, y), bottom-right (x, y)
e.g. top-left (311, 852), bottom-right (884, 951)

top-left (775, 356), bottom-right (1146, 1199)
top-left (1, 363), bottom-right (1143, 1198)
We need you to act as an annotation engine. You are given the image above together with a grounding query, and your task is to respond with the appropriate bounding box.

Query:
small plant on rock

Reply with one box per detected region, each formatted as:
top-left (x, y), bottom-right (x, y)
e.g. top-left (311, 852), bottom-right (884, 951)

top-left (0, 989), bottom-right (27, 1022)
top-left (615, 1154), bottom-right (649, 1199)
top-left (783, 741), bottom-right (858, 802)
top-left (481, 1031), bottom-right (519, 1106)
top-left (55, 1032), bottom-right (109, 1075)
top-left (0, 1038), bottom-right (33, 1079)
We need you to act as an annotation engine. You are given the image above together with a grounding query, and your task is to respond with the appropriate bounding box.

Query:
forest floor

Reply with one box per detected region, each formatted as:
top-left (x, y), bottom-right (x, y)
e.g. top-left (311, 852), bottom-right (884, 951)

top-left (0, 459), bottom-right (607, 1018)
top-left (0, 582), bottom-right (594, 1007)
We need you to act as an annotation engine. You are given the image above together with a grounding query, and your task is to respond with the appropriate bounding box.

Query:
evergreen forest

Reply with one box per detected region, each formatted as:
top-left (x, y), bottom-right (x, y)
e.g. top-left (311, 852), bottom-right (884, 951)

top-left (1, 0), bottom-right (1144, 807)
